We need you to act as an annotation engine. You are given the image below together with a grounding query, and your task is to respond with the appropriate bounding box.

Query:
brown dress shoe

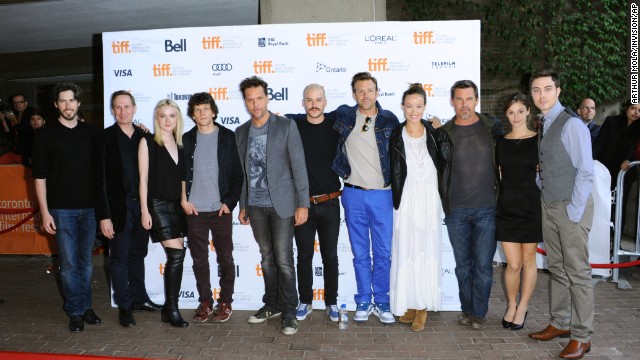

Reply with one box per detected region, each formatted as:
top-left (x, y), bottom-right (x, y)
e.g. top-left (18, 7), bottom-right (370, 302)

top-left (528, 324), bottom-right (570, 341)
top-left (399, 309), bottom-right (416, 324)
top-left (559, 340), bottom-right (591, 359)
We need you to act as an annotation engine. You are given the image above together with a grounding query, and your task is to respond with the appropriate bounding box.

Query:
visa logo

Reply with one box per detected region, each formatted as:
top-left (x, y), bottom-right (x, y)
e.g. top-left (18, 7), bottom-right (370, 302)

top-left (113, 69), bottom-right (132, 77)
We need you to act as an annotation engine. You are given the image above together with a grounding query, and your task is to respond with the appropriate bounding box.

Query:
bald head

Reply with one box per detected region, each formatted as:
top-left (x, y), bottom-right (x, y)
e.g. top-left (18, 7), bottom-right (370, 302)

top-left (302, 84), bottom-right (327, 124)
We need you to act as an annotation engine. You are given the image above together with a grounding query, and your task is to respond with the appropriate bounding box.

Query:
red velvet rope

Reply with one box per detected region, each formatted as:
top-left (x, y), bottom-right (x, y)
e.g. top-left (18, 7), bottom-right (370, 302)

top-left (0, 207), bottom-right (38, 235)
top-left (536, 247), bottom-right (640, 269)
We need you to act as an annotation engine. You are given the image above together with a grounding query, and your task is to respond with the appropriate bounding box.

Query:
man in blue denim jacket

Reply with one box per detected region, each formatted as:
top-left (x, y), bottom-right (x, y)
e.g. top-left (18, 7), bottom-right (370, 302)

top-left (332, 72), bottom-right (398, 324)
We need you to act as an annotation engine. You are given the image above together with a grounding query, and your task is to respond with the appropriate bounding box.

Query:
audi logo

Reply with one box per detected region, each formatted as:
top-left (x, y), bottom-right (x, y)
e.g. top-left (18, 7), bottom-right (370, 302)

top-left (211, 63), bottom-right (233, 71)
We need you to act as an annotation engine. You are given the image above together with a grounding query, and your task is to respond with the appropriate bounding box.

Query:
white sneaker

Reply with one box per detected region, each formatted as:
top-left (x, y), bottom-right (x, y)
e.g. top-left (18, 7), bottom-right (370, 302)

top-left (353, 302), bottom-right (373, 322)
top-left (373, 303), bottom-right (395, 324)
top-left (296, 303), bottom-right (312, 321)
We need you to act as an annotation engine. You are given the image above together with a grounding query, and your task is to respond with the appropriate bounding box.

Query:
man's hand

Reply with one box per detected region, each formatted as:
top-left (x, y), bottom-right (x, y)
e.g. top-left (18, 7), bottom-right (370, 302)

top-left (218, 203), bottom-right (231, 217)
top-left (238, 209), bottom-right (250, 224)
top-left (41, 211), bottom-right (56, 234)
top-left (621, 160), bottom-right (632, 171)
top-left (428, 116), bottom-right (442, 129)
top-left (294, 207), bottom-right (308, 226)
top-left (135, 122), bottom-right (150, 133)
top-left (100, 219), bottom-right (115, 239)
top-left (181, 200), bottom-right (198, 216)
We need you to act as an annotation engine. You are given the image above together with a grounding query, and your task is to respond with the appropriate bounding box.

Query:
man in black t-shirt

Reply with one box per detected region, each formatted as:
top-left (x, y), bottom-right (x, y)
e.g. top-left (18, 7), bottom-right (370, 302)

top-left (33, 82), bottom-right (101, 332)
top-left (286, 84), bottom-right (341, 322)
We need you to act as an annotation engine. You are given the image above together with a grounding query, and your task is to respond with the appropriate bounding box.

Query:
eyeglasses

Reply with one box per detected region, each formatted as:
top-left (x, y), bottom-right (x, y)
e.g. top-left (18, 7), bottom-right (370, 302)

top-left (361, 117), bottom-right (372, 132)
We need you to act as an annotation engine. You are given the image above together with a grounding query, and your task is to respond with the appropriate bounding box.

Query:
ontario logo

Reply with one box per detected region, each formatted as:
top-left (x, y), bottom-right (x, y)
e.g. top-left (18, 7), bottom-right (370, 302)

top-left (316, 62), bottom-right (346, 73)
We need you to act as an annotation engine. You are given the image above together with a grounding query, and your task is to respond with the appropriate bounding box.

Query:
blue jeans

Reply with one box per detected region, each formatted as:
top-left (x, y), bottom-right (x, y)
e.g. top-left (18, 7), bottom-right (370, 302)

top-left (342, 187), bottom-right (393, 305)
top-left (247, 206), bottom-right (297, 317)
top-left (109, 199), bottom-right (151, 308)
top-left (50, 208), bottom-right (97, 317)
top-left (444, 206), bottom-right (496, 318)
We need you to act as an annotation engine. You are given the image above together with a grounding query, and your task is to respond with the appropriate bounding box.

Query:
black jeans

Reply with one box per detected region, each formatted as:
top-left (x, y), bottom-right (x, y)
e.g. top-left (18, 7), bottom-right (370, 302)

top-left (294, 198), bottom-right (340, 305)
top-left (109, 199), bottom-right (151, 308)
top-left (186, 212), bottom-right (235, 304)
top-left (247, 206), bottom-right (298, 317)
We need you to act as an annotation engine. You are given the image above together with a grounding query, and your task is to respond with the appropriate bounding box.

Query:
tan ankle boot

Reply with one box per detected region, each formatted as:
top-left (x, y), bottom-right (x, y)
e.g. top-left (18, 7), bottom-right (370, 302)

top-left (411, 309), bottom-right (427, 331)
top-left (399, 308), bottom-right (416, 323)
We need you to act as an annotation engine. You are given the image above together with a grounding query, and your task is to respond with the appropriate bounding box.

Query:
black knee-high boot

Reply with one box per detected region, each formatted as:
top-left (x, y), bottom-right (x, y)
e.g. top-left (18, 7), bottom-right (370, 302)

top-left (161, 247), bottom-right (188, 328)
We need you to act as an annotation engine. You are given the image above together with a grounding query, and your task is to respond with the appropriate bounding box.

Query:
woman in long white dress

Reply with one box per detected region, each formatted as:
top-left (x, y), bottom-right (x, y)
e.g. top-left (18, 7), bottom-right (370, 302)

top-left (390, 83), bottom-right (448, 331)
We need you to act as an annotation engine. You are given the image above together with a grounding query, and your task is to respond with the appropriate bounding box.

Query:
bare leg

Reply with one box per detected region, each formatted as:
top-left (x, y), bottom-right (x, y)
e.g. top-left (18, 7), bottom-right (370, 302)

top-left (502, 242), bottom-right (523, 323)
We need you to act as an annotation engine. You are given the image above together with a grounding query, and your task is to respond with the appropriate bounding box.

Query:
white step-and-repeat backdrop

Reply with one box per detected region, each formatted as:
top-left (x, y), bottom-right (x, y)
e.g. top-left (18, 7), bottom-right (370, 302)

top-left (103, 20), bottom-right (481, 311)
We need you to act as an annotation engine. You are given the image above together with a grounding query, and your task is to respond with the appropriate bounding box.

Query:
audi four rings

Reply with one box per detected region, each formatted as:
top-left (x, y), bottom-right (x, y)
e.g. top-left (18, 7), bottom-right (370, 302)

top-left (211, 63), bottom-right (233, 71)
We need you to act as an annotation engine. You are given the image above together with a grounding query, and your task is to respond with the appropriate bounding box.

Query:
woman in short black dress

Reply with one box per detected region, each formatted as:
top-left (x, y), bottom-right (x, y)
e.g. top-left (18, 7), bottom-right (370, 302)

top-left (139, 99), bottom-right (188, 328)
top-left (496, 93), bottom-right (541, 331)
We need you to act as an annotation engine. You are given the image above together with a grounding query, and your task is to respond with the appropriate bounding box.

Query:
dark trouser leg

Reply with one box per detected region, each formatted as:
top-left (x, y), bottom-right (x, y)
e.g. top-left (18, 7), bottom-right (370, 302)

top-left (186, 214), bottom-right (213, 303)
top-left (210, 212), bottom-right (235, 304)
top-left (316, 199), bottom-right (341, 306)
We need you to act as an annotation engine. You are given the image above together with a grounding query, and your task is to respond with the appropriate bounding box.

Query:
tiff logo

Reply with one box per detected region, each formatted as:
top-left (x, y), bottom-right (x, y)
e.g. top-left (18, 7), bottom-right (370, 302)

top-left (112, 41), bottom-right (130, 54)
top-left (306, 33), bottom-right (327, 47)
top-left (422, 84), bottom-right (434, 97)
top-left (202, 36), bottom-right (221, 49)
top-left (313, 288), bottom-right (325, 301)
top-left (253, 60), bottom-right (274, 74)
top-left (255, 264), bottom-right (263, 276)
top-left (208, 87), bottom-right (229, 101)
top-left (368, 58), bottom-right (389, 72)
top-left (413, 31), bottom-right (434, 44)
top-left (209, 239), bottom-right (216, 251)
top-left (153, 64), bottom-right (172, 77)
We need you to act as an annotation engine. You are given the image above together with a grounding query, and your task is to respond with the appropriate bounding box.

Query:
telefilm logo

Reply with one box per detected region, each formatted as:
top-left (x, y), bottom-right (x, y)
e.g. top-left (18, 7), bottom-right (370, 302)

top-left (258, 37), bottom-right (289, 47)
top-left (253, 60), bottom-right (294, 74)
top-left (113, 69), bottom-right (132, 77)
top-left (364, 34), bottom-right (398, 44)
top-left (208, 87), bottom-right (229, 101)
top-left (165, 39), bottom-right (187, 52)
top-left (202, 36), bottom-right (242, 50)
top-left (432, 61), bottom-right (456, 69)
top-left (316, 62), bottom-right (346, 73)
top-left (306, 32), bottom-right (348, 47)
top-left (111, 40), bottom-right (149, 54)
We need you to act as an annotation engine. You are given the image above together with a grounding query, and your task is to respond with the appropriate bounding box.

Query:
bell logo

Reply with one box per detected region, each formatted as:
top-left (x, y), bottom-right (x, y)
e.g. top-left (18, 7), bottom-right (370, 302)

top-left (209, 239), bottom-right (216, 252)
top-left (165, 39), bottom-right (187, 52)
top-left (413, 31), bottom-right (434, 44)
top-left (202, 36), bottom-right (221, 50)
top-left (306, 33), bottom-right (327, 47)
top-left (209, 87), bottom-right (229, 101)
top-left (422, 83), bottom-right (434, 97)
top-left (368, 58), bottom-right (389, 72)
top-left (112, 41), bottom-right (130, 54)
top-left (253, 60), bottom-right (274, 74)
top-left (255, 264), bottom-right (263, 276)
top-left (313, 288), bottom-right (325, 301)
top-left (153, 64), bottom-right (172, 77)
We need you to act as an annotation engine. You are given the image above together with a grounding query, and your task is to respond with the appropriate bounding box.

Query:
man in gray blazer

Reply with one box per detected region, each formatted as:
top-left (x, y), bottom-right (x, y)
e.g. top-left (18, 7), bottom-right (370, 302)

top-left (235, 76), bottom-right (310, 336)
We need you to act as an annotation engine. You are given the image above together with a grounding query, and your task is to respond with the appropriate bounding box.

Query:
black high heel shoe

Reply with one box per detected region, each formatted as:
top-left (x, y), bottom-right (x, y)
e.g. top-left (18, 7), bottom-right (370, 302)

top-left (502, 309), bottom-right (513, 329)
top-left (511, 311), bottom-right (528, 331)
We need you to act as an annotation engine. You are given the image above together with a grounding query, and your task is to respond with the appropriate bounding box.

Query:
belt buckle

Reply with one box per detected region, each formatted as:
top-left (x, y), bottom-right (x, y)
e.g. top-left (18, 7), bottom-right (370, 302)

top-left (311, 194), bottom-right (326, 204)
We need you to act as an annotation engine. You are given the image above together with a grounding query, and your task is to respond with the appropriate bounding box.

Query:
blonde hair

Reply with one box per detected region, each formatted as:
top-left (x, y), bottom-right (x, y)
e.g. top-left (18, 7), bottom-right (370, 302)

top-left (152, 99), bottom-right (183, 148)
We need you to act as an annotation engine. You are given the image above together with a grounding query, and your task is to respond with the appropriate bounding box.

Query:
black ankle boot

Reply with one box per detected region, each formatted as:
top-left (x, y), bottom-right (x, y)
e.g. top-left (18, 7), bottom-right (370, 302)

top-left (161, 247), bottom-right (188, 328)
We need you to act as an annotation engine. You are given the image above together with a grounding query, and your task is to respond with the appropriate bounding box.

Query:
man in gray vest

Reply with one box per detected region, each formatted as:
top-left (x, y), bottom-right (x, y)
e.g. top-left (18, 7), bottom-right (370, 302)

top-left (528, 69), bottom-right (594, 360)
